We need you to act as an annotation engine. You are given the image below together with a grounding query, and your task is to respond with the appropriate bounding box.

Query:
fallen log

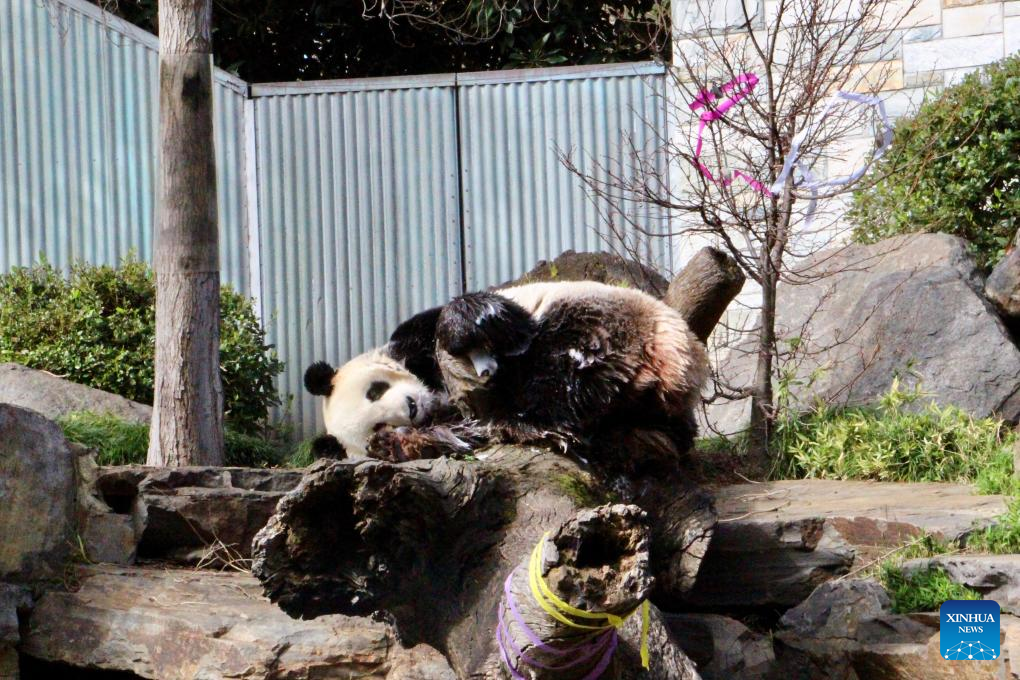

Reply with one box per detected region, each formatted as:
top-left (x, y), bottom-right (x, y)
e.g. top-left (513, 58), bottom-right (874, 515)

top-left (251, 446), bottom-right (710, 677)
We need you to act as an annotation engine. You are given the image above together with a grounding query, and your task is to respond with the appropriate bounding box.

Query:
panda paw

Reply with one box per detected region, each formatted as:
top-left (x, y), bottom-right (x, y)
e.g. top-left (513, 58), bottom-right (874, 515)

top-left (310, 434), bottom-right (347, 460)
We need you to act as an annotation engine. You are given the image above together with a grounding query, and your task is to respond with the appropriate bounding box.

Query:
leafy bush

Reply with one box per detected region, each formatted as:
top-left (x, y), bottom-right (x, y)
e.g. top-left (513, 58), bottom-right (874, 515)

top-left (59, 411), bottom-right (284, 467)
top-left (770, 382), bottom-right (1015, 488)
top-left (851, 55), bottom-right (1020, 268)
top-left (0, 256), bottom-right (283, 432)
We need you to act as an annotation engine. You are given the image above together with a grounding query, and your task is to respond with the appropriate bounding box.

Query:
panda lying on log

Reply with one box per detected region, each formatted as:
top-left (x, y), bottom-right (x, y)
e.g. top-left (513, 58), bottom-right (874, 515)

top-left (304, 281), bottom-right (708, 462)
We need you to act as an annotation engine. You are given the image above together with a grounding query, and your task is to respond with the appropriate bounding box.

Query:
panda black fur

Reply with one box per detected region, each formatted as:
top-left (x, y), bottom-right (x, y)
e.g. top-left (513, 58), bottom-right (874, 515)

top-left (305, 281), bottom-right (707, 462)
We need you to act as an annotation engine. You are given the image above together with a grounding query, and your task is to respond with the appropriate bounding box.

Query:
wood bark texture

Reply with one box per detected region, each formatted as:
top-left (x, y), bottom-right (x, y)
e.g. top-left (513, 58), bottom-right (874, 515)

top-left (147, 0), bottom-right (224, 466)
top-left (251, 448), bottom-right (707, 679)
top-left (663, 247), bottom-right (746, 344)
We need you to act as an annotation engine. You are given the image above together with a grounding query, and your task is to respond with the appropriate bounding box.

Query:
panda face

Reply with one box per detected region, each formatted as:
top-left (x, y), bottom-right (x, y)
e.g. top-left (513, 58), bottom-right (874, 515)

top-left (315, 350), bottom-right (435, 458)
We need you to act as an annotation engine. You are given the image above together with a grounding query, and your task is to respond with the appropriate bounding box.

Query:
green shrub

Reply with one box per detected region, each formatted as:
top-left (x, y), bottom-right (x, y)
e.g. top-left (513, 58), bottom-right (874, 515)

top-left (0, 256), bottom-right (283, 432)
top-left (851, 55), bottom-right (1020, 269)
top-left (770, 382), bottom-right (1015, 488)
top-left (59, 411), bottom-right (284, 467)
top-left (880, 564), bottom-right (981, 613)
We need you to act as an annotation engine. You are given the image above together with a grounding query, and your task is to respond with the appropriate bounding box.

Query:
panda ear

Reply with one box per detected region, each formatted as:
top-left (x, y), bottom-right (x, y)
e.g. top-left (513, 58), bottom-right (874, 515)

top-left (304, 361), bottom-right (336, 396)
top-left (389, 306), bottom-right (444, 391)
top-left (310, 434), bottom-right (347, 460)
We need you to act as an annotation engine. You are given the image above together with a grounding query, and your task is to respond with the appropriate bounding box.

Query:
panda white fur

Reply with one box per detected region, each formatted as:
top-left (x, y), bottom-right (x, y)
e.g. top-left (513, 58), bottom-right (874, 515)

top-left (304, 281), bottom-right (708, 461)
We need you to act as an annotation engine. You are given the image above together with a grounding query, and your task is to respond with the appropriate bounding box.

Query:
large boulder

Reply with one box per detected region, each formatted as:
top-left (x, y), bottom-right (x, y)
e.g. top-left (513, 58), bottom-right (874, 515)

top-left (0, 362), bottom-right (152, 424)
top-left (776, 580), bottom-right (896, 650)
top-left (0, 404), bottom-right (76, 582)
top-left (501, 250), bottom-right (670, 296)
top-left (707, 234), bottom-right (1020, 434)
top-left (21, 564), bottom-right (455, 679)
top-left (987, 248), bottom-right (1020, 330)
top-left (684, 479), bottom-right (1007, 608)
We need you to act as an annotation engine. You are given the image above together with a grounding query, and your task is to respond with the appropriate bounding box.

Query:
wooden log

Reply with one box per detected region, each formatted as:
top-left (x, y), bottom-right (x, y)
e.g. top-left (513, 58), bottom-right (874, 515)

top-left (494, 504), bottom-right (700, 679)
top-left (663, 247), bottom-right (746, 344)
top-left (251, 446), bottom-right (711, 678)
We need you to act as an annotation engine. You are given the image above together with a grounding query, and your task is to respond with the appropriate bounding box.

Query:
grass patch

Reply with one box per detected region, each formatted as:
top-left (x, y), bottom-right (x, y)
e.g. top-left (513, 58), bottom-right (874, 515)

top-left (968, 499), bottom-right (1020, 554)
top-left (554, 473), bottom-right (611, 507)
top-left (59, 410), bottom-right (286, 467)
top-left (880, 563), bottom-right (981, 613)
top-left (59, 412), bottom-right (149, 466)
top-left (284, 437), bottom-right (317, 468)
top-left (770, 383), bottom-right (1015, 490)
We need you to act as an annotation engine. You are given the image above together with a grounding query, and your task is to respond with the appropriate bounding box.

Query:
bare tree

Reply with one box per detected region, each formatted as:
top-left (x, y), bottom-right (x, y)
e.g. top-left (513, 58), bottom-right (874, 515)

top-left (362, 0), bottom-right (556, 40)
top-left (147, 0), bottom-right (224, 466)
top-left (566, 0), bottom-right (921, 466)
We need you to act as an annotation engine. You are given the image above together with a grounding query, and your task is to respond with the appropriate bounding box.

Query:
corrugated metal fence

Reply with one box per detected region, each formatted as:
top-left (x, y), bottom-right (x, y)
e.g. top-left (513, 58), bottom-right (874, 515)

top-left (1, 0), bottom-right (670, 437)
top-left (0, 0), bottom-right (252, 293)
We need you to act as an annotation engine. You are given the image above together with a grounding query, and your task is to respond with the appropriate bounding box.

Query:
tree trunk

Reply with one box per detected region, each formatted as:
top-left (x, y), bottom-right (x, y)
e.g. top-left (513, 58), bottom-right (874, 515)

top-left (147, 0), bottom-right (224, 466)
top-left (663, 247), bottom-right (746, 344)
top-left (251, 447), bottom-right (709, 679)
top-left (747, 257), bottom-right (776, 474)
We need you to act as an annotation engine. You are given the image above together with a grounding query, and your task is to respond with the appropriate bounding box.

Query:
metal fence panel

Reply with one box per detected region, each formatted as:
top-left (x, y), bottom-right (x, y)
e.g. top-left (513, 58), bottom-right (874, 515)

top-left (458, 63), bottom-right (670, 290)
top-left (1, 0), bottom-right (671, 439)
top-left (252, 82), bottom-right (462, 435)
top-left (0, 0), bottom-right (250, 293)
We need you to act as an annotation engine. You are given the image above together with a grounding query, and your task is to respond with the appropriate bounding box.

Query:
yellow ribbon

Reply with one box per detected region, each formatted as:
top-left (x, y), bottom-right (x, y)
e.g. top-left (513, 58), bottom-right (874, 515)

top-left (527, 532), bottom-right (651, 669)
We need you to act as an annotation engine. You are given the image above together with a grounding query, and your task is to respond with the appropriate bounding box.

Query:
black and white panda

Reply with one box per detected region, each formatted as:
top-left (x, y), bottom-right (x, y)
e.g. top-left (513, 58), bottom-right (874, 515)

top-left (304, 280), bottom-right (708, 462)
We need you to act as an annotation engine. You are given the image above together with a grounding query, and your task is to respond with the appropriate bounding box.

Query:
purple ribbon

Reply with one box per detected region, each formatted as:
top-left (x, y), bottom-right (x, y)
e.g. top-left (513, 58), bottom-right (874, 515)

top-left (496, 568), bottom-right (620, 679)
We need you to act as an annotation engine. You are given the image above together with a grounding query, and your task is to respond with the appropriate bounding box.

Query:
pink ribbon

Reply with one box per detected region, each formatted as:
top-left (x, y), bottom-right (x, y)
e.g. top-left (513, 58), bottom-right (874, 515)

top-left (689, 73), bottom-right (773, 196)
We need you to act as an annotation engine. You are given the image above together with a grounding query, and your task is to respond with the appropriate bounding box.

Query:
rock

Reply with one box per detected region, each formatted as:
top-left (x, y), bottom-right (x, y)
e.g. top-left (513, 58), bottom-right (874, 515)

top-left (665, 613), bottom-right (774, 680)
top-left (902, 554), bottom-right (1020, 615)
top-left (0, 363), bottom-right (152, 425)
top-left (81, 513), bottom-right (138, 565)
top-left (684, 479), bottom-right (1007, 608)
top-left (0, 404), bottom-right (76, 582)
top-left (777, 580), bottom-right (892, 649)
top-left (386, 645), bottom-right (458, 680)
top-left (90, 466), bottom-right (303, 565)
top-left (21, 564), bottom-right (454, 679)
top-left (776, 585), bottom-right (1011, 680)
top-left (501, 250), bottom-right (670, 297)
top-left (708, 234), bottom-right (1020, 434)
top-left (0, 584), bottom-right (31, 680)
top-left (987, 248), bottom-right (1020, 328)
top-left (0, 583), bottom-right (31, 646)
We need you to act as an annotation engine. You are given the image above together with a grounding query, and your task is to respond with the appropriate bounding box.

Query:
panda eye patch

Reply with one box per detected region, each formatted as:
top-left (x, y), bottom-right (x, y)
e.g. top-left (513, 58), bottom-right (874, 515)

top-left (366, 381), bottom-right (390, 402)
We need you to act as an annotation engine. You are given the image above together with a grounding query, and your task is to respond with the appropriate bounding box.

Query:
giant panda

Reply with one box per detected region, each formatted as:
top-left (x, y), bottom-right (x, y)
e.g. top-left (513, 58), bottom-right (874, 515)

top-left (304, 280), bottom-right (708, 462)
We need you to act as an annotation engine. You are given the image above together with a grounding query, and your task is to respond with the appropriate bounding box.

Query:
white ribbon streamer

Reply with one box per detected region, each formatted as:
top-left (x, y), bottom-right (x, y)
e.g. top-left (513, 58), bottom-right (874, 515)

top-left (770, 91), bottom-right (894, 229)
